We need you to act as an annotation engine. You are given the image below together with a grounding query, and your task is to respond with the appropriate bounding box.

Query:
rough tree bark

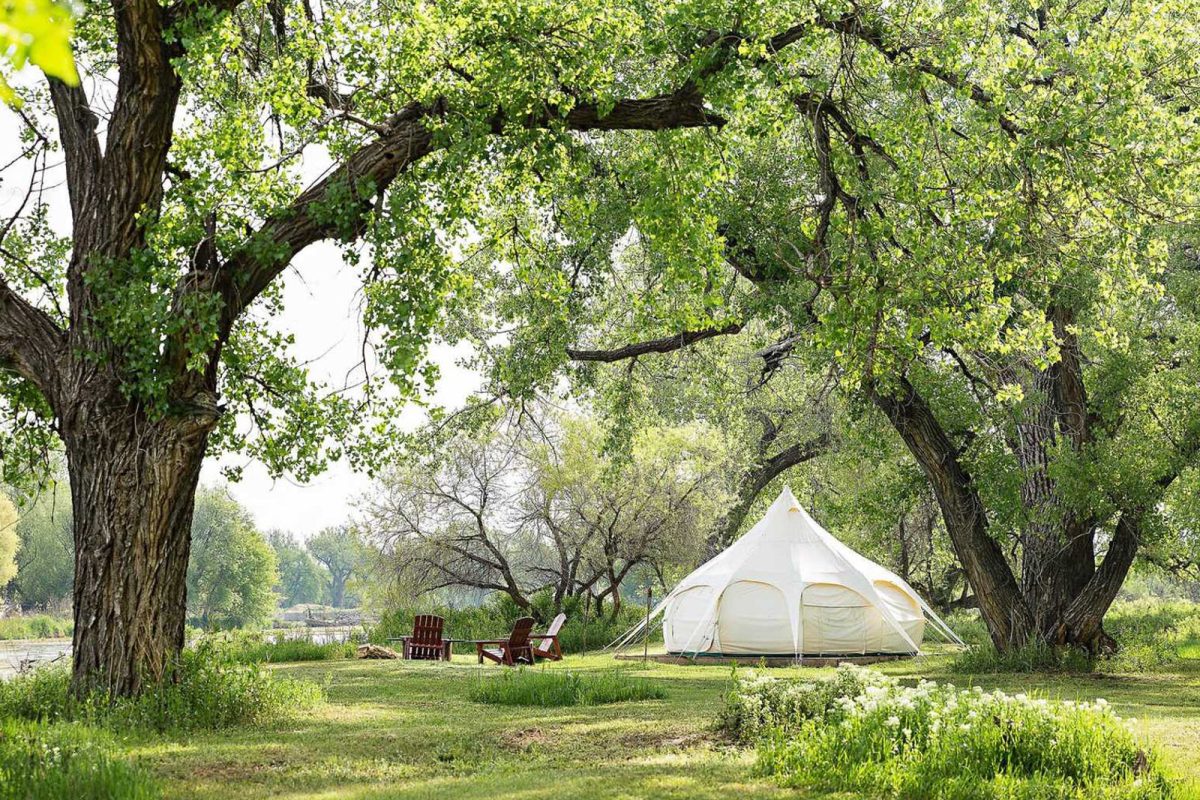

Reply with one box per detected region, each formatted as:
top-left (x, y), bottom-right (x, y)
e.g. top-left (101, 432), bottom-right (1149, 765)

top-left (869, 377), bottom-right (1038, 649)
top-left (64, 400), bottom-right (216, 695)
top-left (868, 358), bottom-right (1168, 654)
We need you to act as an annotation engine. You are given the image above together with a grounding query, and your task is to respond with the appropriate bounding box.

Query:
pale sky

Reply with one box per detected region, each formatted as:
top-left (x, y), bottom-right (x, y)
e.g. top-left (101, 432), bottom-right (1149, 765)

top-left (1, 93), bottom-right (482, 540)
top-left (199, 242), bottom-right (482, 539)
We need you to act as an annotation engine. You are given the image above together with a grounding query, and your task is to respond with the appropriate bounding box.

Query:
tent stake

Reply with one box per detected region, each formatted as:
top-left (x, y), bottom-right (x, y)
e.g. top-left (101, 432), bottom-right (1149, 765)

top-left (582, 593), bottom-right (590, 655)
top-left (644, 586), bottom-right (652, 663)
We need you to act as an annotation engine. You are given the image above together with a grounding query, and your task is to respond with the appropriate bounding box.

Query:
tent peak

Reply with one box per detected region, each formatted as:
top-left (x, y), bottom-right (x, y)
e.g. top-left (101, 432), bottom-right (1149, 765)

top-left (772, 485), bottom-right (801, 508)
top-left (772, 487), bottom-right (806, 515)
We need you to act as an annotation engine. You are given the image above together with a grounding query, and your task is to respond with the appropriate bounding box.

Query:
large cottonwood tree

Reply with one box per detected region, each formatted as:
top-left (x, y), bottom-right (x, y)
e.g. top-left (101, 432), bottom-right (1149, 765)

top-left (0, 0), bottom-right (819, 696)
top-left (449, 1), bottom-right (1200, 652)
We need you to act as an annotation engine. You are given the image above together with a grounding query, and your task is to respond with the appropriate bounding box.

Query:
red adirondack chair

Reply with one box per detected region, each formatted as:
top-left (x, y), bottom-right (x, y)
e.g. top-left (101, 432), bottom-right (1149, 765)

top-left (474, 617), bottom-right (535, 665)
top-left (531, 613), bottom-right (566, 662)
top-left (400, 614), bottom-right (452, 661)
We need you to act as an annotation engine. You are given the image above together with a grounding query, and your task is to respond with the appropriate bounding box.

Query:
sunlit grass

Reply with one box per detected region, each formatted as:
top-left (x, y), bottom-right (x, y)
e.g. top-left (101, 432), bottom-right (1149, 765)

top-left (82, 648), bottom-right (1195, 799)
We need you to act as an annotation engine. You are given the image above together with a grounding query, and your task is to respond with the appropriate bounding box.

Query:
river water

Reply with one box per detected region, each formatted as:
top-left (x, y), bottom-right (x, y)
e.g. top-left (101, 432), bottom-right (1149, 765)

top-left (0, 626), bottom-right (361, 680)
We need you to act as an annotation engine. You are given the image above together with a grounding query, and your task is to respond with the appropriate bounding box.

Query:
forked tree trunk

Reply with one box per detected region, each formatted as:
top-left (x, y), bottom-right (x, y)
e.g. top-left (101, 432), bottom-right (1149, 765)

top-left (871, 379), bottom-right (1037, 649)
top-left (871, 376), bottom-right (1139, 655)
top-left (63, 397), bottom-right (213, 697)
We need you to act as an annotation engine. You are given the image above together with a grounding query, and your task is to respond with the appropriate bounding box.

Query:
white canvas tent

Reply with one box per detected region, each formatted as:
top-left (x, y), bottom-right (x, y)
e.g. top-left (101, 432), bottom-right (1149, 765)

top-left (611, 487), bottom-right (962, 657)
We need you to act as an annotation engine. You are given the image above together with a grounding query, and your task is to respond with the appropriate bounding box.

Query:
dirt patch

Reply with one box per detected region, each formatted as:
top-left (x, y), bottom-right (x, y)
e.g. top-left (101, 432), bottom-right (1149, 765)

top-left (185, 759), bottom-right (280, 781)
top-left (620, 729), bottom-right (713, 750)
top-left (500, 726), bottom-right (554, 751)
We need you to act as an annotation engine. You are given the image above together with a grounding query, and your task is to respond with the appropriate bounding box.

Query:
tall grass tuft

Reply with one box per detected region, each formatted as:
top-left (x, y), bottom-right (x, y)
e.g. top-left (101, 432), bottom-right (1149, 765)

top-left (0, 719), bottom-right (159, 799)
top-left (469, 669), bottom-right (665, 707)
top-left (0, 640), bottom-right (323, 731)
top-left (951, 638), bottom-right (1094, 674)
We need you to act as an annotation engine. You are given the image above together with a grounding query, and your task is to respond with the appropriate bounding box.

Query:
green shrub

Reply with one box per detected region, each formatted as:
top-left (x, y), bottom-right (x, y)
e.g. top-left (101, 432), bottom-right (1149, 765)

top-left (0, 613), bottom-right (73, 640)
top-left (719, 664), bottom-right (890, 743)
top-left (199, 630), bottom-right (357, 663)
top-left (940, 609), bottom-right (991, 647)
top-left (0, 640), bottom-right (323, 731)
top-left (469, 669), bottom-right (665, 707)
top-left (1105, 600), bottom-right (1200, 672)
top-left (0, 719), bottom-right (158, 799)
top-left (740, 668), bottom-right (1173, 799)
top-left (0, 663), bottom-right (71, 721)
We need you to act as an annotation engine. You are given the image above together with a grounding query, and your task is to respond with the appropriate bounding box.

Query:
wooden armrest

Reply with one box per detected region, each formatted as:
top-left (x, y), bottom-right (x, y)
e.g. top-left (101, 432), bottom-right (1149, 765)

top-left (531, 633), bottom-right (559, 640)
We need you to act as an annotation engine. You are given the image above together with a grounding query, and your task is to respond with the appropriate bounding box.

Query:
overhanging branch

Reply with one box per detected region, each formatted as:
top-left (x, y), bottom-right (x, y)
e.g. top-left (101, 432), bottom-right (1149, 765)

top-left (818, 12), bottom-right (1024, 137)
top-left (217, 85), bottom-right (726, 336)
top-left (566, 322), bottom-right (744, 362)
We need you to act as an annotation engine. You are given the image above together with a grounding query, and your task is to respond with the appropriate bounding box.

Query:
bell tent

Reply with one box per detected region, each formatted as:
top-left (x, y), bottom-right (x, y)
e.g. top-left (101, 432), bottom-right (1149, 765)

top-left (613, 487), bottom-right (961, 658)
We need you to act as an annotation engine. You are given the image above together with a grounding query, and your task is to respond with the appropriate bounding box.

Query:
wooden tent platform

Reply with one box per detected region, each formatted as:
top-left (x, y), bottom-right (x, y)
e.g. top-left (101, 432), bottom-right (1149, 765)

top-left (614, 652), bottom-right (912, 667)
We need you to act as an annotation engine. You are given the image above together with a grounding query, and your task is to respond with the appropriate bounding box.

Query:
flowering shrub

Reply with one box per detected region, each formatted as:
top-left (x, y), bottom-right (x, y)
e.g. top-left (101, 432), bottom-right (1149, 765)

top-left (718, 664), bottom-right (891, 742)
top-left (744, 670), bottom-right (1173, 799)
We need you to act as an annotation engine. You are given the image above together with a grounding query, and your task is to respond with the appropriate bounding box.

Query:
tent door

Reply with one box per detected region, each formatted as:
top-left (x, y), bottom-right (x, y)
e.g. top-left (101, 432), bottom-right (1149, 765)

top-left (666, 586), bottom-right (716, 653)
top-left (800, 583), bottom-right (874, 655)
top-left (718, 581), bottom-right (793, 654)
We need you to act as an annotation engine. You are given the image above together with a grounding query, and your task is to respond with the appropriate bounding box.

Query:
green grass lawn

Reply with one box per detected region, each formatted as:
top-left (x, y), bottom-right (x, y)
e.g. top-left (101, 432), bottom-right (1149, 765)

top-left (117, 651), bottom-right (1200, 799)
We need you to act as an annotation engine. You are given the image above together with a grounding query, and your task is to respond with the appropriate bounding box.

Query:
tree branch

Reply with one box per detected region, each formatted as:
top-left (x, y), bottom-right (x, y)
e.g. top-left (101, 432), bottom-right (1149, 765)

top-left (869, 375), bottom-right (1034, 647)
top-left (818, 12), bottom-right (1024, 137)
top-left (707, 430), bottom-right (831, 553)
top-left (47, 81), bottom-right (101, 229)
top-left (566, 322), bottom-right (744, 363)
top-left (0, 274), bottom-right (65, 397)
top-left (214, 83), bottom-right (725, 336)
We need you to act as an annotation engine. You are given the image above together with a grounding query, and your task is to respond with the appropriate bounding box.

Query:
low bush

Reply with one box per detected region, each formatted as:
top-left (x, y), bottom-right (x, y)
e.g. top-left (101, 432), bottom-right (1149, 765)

top-left (948, 600), bottom-right (1200, 674)
top-left (0, 719), bottom-right (158, 799)
top-left (729, 667), bottom-right (1173, 799)
top-left (0, 613), bottom-right (73, 640)
top-left (719, 664), bottom-right (889, 742)
top-left (469, 669), bottom-right (665, 707)
top-left (1106, 600), bottom-right (1200, 672)
top-left (941, 609), bottom-right (992, 648)
top-left (200, 630), bottom-right (357, 663)
top-left (0, 640), bottom-right (323, 731)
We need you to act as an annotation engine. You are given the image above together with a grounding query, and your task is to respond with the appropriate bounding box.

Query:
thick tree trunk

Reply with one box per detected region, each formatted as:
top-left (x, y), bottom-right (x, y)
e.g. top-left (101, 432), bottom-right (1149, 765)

top-left (328, 573), bottom-right (348, 608)
top-left (1059, 512), bottom-right (1141, 653)
top-left (63, 398), bottom-right (212, 697)
top-left (871, 378), bottom-right (1036, 649)
top-left (871, 375), bottom-right (1140, 656)
top-left (1013, 370), bottom-right (1098, 635)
